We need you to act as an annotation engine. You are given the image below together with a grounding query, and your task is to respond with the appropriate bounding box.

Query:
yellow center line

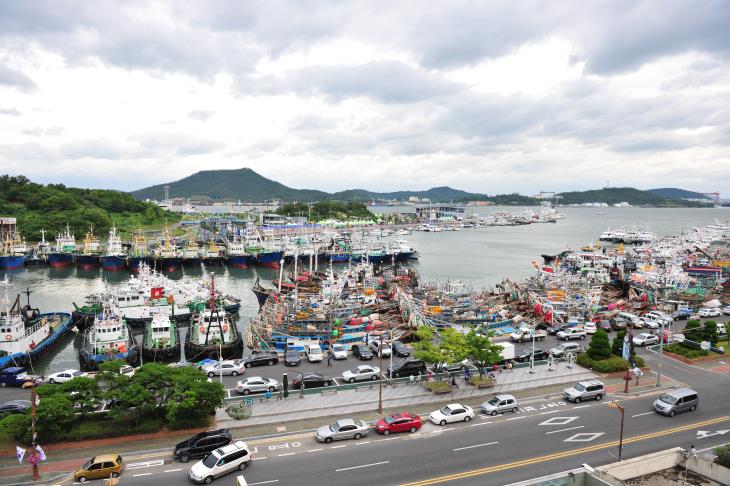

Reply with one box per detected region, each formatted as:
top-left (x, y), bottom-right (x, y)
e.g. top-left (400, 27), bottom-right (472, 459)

top-left (400, 415), bottom-right (730, 485)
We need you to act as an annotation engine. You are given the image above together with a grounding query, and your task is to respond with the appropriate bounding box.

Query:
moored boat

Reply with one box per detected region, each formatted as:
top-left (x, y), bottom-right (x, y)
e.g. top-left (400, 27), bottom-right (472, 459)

top-left (102, 224), bottom-right (126, 271)
top-left (127, 228), bottom-right (150, 272)
top-left (76, 226), bottom-right (101, 269)
top-left (78, 299), bottom-right (137, 371)
top-left (140, 311), bottom-right (181, 362)
top-left (153, 226), bottom-right (181, 272)
top-left (225, 235), bottom-right (252, 268)
top-left (47, 224), bottom-right (76, 268)
top-left (0, 233), bottom-right (26, 270)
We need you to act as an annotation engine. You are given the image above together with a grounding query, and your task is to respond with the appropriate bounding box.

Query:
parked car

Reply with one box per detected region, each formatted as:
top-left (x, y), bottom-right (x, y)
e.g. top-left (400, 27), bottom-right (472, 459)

top-left (284, 348), bottom-right (301, 366)
top-left (641, 318), bottom-right (660, 329)
top-left (633, 333), bottom-right (659, 347)
top-left (672, 309), bottom-right (692, 321)
top-left (189, 441), bottom-right (251, 483)
top-left (74, 454), bottom-right (124, 482)
top-left (391, 340), bottom-right (411, 357)
top-left (564, 380), bottom-right (604, 403)
top-left (389, 360), bottom-right (427, 378)
top-left (653, 388), bottom-right (698, 417)
top-left (243, 352), bottom-right (279, 368)
top-left (174, 429), bottom-right (232, 463)
top-left (330, 343), bottom-right (348, 360)
top-left (342, 365), bottom-right (380, 383)
top-left (119, 365), bottom-right (136, 377)
top-left (480, 394), bottom-right (519, 416)
top-left (375, 412), bottom-right (421, 435)
top-left (236, 377), bottom-right (281, 395)
top-left (597, 320), bottom-right (613, 332)
top-left (202, 360), bottom-right (246, 377)
top-left (618, 312), bottom-right (643, 328)
top-left (722, 305), bottom-right (730, 316)
top-left (370, 339), bottom-right (392, 358)
top-left (583, 322), bottom-right (597, 334)
top-left (556, 328), bottom-right (587, 341)
top-left (699, 308), bottom-right (720, 318)
top-left (432, 363), bottom-right (465, 375)
top-left (510, 328), bottom-right (547, 343)
top-left (717, 322), bottom-right (727, 335)
top-left (0, 367), bottom-right (33, 387)
top-left (291, 372), bottom-right (333, 389)
top-left (429, 403), bottom-right (474, 426)
top-left (609, 318), bottom-right (628, 330)
top-left (47, 369), bottom-right (87, 384)
top-left (514, 348), bottom-right (549, 363)
top-left (306, 344), bottom-right (324, 362)
top-left (549, 342), bottom-right (582, 358)
top-left (0, 399), bottom-right (31, 415)
top-left (546, 323), bottom-right (572, 335)
top-left (315, 418), bottom-right (370, 443)
top-left (351, 344), bottom-right (373, 360)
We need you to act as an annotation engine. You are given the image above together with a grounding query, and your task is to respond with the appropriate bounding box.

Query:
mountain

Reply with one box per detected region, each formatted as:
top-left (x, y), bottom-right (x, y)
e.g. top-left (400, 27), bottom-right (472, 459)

top-left (556, 187), bottom-right (710, 207)
top-left (648, 188), bottom-right (711, 201)
top-left (131, 168), bottom-right (330, 202)
top-left (331, 186), bottom-right (477, 202)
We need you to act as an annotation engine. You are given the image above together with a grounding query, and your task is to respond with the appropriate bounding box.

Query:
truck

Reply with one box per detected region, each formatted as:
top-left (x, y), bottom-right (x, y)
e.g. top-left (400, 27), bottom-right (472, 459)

top-left (0, 367), bottom-right (33, 387)
top-left (510, 328), bottom-right (547, 343)
top-left (495, 342), bottom-right (515, 363)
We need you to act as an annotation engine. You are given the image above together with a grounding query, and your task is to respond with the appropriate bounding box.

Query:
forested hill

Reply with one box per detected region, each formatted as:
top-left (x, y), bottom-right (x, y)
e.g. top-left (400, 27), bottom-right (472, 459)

top-left (556, 187), bottom-right (711, 207)
top-left (648, 188), bottom-right (711, 201)
top-left (0, 175), bottom-right (173, 241)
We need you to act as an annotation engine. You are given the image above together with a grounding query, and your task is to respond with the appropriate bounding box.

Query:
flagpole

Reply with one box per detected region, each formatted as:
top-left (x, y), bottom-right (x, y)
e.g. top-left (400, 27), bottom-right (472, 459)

top-left (30, 380), bottom-right (40, 480)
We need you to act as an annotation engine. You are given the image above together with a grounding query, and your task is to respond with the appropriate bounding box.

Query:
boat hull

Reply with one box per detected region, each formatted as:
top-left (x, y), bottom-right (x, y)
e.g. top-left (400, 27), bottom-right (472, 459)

top-left (141, 330), bottom-right (181, 363)
top-left (78, 346), bottom-right (138, 371)
top-left (102, 255), bottom-right (126, 271)
top-left (253, 251), bottom-right (284, 268)
top-left (326, 253), bottom-right (351, 263)
top-left (155, 256), bottom-right (182, 272)
top-left (184, 334), bottom-right (243, 362)
top-left (126, 256), bottom-right (150, 272)
top-left (203, 256), bottom-right (224, 266)
top-left (227, 254), bottom-right (252, 268)
top-left (0, 255), bottom-right (26, 270)
top-left (0, 313), bottom-right (74, 371)
top-left (47, 253), bottom-right (74, 268)
top-left (182, 256), bottom-right (200, 267)
top-left (76, 254), bottom-right (100, 269)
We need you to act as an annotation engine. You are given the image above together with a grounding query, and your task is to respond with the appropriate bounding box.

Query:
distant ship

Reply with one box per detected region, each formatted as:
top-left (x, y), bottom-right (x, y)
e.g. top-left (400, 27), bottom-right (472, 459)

top-left (47, 224), bottom-right (76, 268)
top-left (153, 226), bottom-right (181, 272)
top-left (0, 232), bottom-right (27, 270)
top-left (76, 226), bottom-right (102, 269)
top-left (126, 228), bottom-right (150, 272)
top-left (225, 235), bottom-right (252, 268)
top-left (102, 224), bottom-right (126, 271)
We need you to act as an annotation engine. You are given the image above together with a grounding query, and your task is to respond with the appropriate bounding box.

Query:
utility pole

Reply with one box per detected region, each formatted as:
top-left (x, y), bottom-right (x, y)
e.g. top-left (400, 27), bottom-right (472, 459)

top-left (608, 401), bottom-right (625, 460)
top-left (656, 321), bottom-right (665, 387)
top-left (30, 379), bottom-right (40, 480)
top-left (378, 334), bottom-right (384, 413)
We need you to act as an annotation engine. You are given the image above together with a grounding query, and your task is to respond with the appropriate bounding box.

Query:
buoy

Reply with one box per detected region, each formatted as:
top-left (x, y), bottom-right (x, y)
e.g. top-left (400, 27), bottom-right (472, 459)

top-left (5, 335), bottom-right (12, 341)
top-left (199, 326), bottom-right (206, 333)
top-left (222, 324), bottom-right (229, 332)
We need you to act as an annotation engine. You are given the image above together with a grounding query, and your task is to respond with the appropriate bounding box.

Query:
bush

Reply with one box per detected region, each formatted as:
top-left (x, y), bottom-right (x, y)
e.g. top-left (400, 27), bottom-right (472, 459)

top-left (715, 444), bottom-right (730, 468)
top-left (0, 413), bottom-right (32, 444)
top-left (425, 381), bottom-right (452, 393)
top-left (588, 329), bottom-right (612, 360)
top-left (467, 376), bottom-right (494, 387)
top-left (664, 343), bottom-right (710, 359)
top-left (577, 353), bottom-right (632, 373)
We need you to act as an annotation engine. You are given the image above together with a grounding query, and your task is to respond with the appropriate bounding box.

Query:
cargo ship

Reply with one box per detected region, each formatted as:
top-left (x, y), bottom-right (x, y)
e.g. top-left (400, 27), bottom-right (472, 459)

top-left (76, 226), bottom-right (101, 269)
top-left (126, 229), bottom-right (150, 272)
top-left (0, 233), bottom-right (26, 270)
top-left (102, 224), bottom-right (126, 271)
top-left (47, 224), bottom-right (76, 267)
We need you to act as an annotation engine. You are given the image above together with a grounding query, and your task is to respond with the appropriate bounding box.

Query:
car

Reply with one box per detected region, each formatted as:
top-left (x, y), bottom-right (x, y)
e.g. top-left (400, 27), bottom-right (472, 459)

top-left (202, 360), bottom-right (246, 377)
top-left (556, 328), bottom-right (586, 341)
top-left (653, 388), bottom-right (699, 417)
top-left (699, 308), bottom-right (720, 317)
top-left (119, 365), bottom-right (136, 377)
top-left (546, 323), bottom-right (572, 335)
top-left (583, 322), bottom-right (597, 334)
top-left (174, 429), bottom-right (232, 463)
top-left (480, 394), bottom-right (519, 416)
top-left (291, 372), bottom-right (333, 389)
top-left (609, 318), bottom-right (628, 331)
top-left (672, 309), bottom-right (692, 321)
top-left (236, 377), bottom-right (281, 395)
top-left (389, 359), bottom-right (427, 378)
top-left (514, 348), bottom-right (549, 363)
top-left (351, 344), bottom-right (373, 360)
top-left (0, 399), bottom-right (31, 415)
top-left (47, 369), bottom-right (87, 384)
top-left (549, 342), bottom-right (582, 358)
top-left (189, 441), bottom-right (251, 483)
top-left (315, 418), bottom-right (370, 443)
top-left (633, 333), bottom-right (659, 347)
top-left (432, 363), bottom-right (465, 375)
top-left (370, 339), bottom-right (392, 358)
top-left (717, 322), bottom-right (727, 335)
top-left (74, 454), bottom-right (124, 483)
top-left (597, 320), bottom-right (613, 332)
top-left (391, 340), bottom-right (411, 357)
top-left (564, 380), bottom-right (604, 403)
top-left (429, 403), bottom-right (475, 426)
top-left (284, 348), bottom-right (301, 366)
top-left (722, 305), bottom-right (730, 316)
top-left (342, 365), bottom-right (380, 383)
top-left (243, 352), bottom-right (279, 368)
top-left (375, 412), bottom-right (422, 435)
top-left (330, 343), bottom-right (348, 360)
top-left (306, 344), bottom-right (324, 362)
top-left (618, 312), bottom-right (643, 328)
top-left (510, 328), bottom-right (547, 342)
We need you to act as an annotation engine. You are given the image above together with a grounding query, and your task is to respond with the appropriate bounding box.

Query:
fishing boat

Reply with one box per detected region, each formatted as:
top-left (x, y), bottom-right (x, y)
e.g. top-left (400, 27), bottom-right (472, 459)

top-left (102, 224), bottom-right (126, 271)
top-left (24, 229), bottom-right (49, 266)
top-left (78, 298), bottom-right (137, 371)
top-left (47, 224), bottom-right (76, 268)
top-left (249, 245), bottom-right (284, 268)
top-left (126, 229), bottom-right (150, 272)
top-left (0, 279), bottom-right (73, 371)
top-left (184, 275), bottom-right (243, 361)
top-left (200, 239), bottom-right (224, 265)
top-left (225, 235), bottom-right (252, 268)
top-left (153, 226), bottom-right (181, 272)
top-left (140, 311), bottom-right (181, 362)
top-left (181, 242), bottom-right (201, 267)
top-left (76, 226), bottom-right (101, 269)
top-left (0, 233), bottom-right (26, 270)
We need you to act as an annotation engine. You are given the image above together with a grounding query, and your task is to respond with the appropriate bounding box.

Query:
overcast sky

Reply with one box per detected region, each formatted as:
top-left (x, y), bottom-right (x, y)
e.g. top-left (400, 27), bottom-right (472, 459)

top-left (1, 1), bottom-right (728, 195)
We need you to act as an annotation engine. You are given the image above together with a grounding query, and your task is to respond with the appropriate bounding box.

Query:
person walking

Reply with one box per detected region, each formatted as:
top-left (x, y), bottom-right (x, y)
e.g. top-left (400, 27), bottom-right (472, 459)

top-left (451, 375), bottom-right (459, 388)
top-left (327, 352), bottom-right (332, 367)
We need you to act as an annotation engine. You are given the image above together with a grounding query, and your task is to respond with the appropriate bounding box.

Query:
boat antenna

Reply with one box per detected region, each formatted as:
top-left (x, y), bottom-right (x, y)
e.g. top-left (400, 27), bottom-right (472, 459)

top-left (24, 286), bottom-right (32, 307)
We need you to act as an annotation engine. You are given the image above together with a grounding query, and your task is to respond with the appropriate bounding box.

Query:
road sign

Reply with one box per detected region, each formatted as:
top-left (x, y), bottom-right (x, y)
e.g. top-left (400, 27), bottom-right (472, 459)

top-left (701, 341), bottom-right (711, 351)
top-left (674, 334), bottom-right (685, 343)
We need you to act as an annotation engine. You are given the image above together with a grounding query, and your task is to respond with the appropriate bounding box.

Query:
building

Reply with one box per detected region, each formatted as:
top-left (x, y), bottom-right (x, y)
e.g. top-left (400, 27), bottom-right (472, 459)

top-left (415, 204), bottom-right (466, 220)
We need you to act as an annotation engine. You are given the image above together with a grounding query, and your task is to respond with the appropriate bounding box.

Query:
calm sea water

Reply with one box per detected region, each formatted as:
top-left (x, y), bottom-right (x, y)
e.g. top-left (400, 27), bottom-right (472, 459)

top-left (3, 206), bottom-right (729, 372)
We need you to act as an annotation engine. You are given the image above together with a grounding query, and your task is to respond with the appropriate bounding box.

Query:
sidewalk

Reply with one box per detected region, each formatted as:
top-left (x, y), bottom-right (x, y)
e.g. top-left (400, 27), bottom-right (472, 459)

top-left (216, 362), bottom-right (598, 427)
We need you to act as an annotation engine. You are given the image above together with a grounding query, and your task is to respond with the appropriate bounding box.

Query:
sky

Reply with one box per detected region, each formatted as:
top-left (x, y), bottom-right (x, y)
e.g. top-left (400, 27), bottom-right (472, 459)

top-left (0, 0), bottom-right (729, 196)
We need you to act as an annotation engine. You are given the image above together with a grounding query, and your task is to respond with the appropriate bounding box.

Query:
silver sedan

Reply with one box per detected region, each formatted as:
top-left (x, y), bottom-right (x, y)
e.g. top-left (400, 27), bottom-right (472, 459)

top-left (236, 377), bottom-right (281, 395)
top-left (315, 418), bottom-right (370, 443)
top-left (341, 365), bottom-right (380, 383)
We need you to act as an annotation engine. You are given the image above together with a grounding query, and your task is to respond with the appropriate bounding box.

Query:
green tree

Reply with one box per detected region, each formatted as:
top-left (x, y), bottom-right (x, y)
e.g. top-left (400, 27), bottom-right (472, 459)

top-left (684, 319), bottom-right (702, 342)
top-left (464, 330), bottom-right (503, 377)
top-left (587, 329), bottom-right (612, 360)
top-left (0, 412), bottom-right (32, 443)
top-left (612, 330), bottom-right (625, 357)
top-left (704, 320), bottom-right (719, 345)
top-left (413, 326), bottom-right (468, 375)
top-left (36, 393), bottom-right (76, 440)
top-left (165, 368), bottom-right (224, 426)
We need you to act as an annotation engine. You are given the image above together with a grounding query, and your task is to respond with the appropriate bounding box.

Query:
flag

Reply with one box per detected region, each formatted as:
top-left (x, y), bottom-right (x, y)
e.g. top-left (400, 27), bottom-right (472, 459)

top-left (622, 333), bottom-right (630, 360)
top-left (16, 446), bottom-right (25, 464)
top-left (151, 287), bottom-right (164, 299)
top-left (35, 445), bottom-right (46, 461)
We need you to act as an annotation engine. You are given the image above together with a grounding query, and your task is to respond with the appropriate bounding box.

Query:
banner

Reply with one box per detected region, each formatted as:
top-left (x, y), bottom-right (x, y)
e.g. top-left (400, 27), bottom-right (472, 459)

top-left (16, 446), bottom-right (25, 464)
top-left (36, 445), bottom-right (46, 461)
top-left (622, 333), bottom-right (630, 360)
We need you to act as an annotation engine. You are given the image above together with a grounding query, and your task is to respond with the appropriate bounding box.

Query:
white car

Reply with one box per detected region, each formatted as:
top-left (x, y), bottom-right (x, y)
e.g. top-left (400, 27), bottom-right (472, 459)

top-left (583, 322), bottom-right (597, 334)
top-left (189, 441), bottom-right (251, 484)
top-left (722, 306), bottom-right (730, 316)
top-left (556, 328), bottom-right (587, 341)
top-left (429, 403), bottom-right (475, 426)
top-left (331, 343), bottom-right (348, 360)
top-left (342, 365), bottom-right (380, 383)
top-left (306, 344), bottom-right (324, 362)
top-left (640, 318), bottom-right (660, 329)
top-left (119, 365), bottom-right (136, 377)
top-left (201, 360), bottom-right (246, 377)
top-left (699, 308), bottom-right (720, 317)
top-left (633, 333), bottom-right (659, 347)
top-left (236, 377), bottom-right (281, 395)
top-left (47, 369), bottom-right (87, 384)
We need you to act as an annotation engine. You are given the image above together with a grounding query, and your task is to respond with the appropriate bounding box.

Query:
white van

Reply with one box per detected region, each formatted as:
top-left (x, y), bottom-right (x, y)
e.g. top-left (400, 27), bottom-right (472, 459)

top-left (306, 344), bottom-right (324, 362)
top-left (189, 441), bottom-right (251, 484)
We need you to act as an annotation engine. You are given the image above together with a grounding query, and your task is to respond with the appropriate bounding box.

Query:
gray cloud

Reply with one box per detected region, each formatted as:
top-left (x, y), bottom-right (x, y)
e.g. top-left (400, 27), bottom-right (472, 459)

top-left (0, 108), bottom-right (21, 116)
top-left (0, 63), bottom-right (35, 90)
top-left (188, 110), bottom-right (215, 121)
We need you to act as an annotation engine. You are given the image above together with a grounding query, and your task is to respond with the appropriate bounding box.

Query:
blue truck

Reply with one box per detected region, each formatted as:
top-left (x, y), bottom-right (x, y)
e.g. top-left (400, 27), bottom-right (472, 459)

top-left (0, 367), bottom-right (33, 387)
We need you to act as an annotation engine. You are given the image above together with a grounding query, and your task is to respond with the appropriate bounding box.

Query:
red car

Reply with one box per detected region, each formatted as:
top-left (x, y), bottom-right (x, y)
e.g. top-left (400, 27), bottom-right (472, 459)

top-left (375, 412), bottom-right (422, 435)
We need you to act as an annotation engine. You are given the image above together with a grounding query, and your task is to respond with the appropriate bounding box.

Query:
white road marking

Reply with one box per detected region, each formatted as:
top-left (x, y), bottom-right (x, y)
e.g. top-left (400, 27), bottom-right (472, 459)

top-left (164, 468), bottom-right (182, 473)
top-left (332, 445), bottom-right (347, 449)
top-left (631, 411), bottom-right (655, 418)
top-left (506, 416), bottom-right (526, 421)
top-left (307, 448), bottom-right (323, 452)
top-left (278, 452), bottom-right (295, 457)
top-left (252, 457), bottom-right (268, 461)
top-left (573, 404), bottom-right (592, 409)
top-left (126, 459), bottom-right (165, 469)
top-left (355, 441), bottom-right (371, 445)
top-left (539, 410), bottom-right (564, 415)
top-left (453, 441), bottom-right (499, 451)
top-left (249, 481), bottom-right (280, 485)
top-left (384, 437), bottom-right (400, 440)
top-left (564, 432), bottom-right (605, 442)
top-left (336, 460), bottom-right (390, 472)
top-left (133, 473), bottom-right (152, 477)
top-left (546, 426), bottom-right (585, 435)
top-left (539, 416), bottom-right (579, 426)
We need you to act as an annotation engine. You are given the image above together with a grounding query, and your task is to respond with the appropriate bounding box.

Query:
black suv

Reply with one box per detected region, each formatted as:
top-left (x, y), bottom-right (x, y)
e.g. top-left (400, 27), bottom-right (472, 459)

top-left (284, 348), bottom-right (301, 366)
top-left (391, 341), bottom-right (411, 357)
top-left (389, 360), bottom-right (427, 378)
top-left (515, 348), bottom-right (549, 363)
top-left (244, 351), bottom-right (279, 368)
top-left (351, 344), bottom-right (373, 360)
top-left (291, 372), bottom-right (333, 389)
top-left (174, 429), bottom-right (231, 463)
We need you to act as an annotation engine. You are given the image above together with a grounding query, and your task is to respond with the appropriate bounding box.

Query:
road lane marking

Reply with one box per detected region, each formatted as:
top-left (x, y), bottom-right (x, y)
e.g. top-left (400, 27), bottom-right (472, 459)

top-left (539, 410), bottom-right (564, 415)
top-left (632, 411), bottom-right (655, 418)
top-left (336, 460), bottom-right (390, 472)
top-left (573, 405), bottom-right (592, 409)
top-left (164, 468), bottom-right (182, 473)
top-left (400, 415), bottom-right (730, 485)
top-left (538, 416), bottom-right (579, 426)
top-left (249, 481), bottom-right (280, 485)
top-left (564, 432), bottom-right (604, 442)
top-left (278, 452), bottom-right (295, 457)
top-left (133, 473), bottom-right (152, 477)
top-left (452, 441), bottom-right (499, 451)
top-left (126, 459), bottom-right (165, 469)
top-left (355, 441), bottom-right (371, 445)
top-left (332, 445), bottom-right (347, 449)
top-left (505, 416), bottom-right (526, 421)
top-left (545, 426), bottom-right (584, 435)
top-left (252, 457), bottom-right (268, 461)
top-left (308, 448), bottom-right (323, 452)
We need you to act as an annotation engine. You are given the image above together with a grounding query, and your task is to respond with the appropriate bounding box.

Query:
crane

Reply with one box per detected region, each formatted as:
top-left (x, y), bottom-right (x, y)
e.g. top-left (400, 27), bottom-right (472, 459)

top-left (702, 192), bottom-right (720, 205)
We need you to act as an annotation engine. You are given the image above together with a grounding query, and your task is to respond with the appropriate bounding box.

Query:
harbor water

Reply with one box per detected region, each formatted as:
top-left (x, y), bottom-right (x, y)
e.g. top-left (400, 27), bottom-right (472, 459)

top-left (2, 206), bottom-right (729, 373)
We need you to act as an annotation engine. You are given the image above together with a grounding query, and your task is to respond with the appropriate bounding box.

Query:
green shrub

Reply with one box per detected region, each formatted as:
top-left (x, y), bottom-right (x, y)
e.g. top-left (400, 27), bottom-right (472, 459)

top-left (467, 376), bottom-right (494, 387)
top-left (0, 413), bottom-right (32, 444)
top-left (715, 444), bottom-right (730, 468)
top-left (577, 353), bottom-right (631, 373)
top-left (664, 343), bottom-right (710, 359)
top-left (425, 381), bottom-right (452, 393)
top-left (588, 329), bottom-right (612, 360)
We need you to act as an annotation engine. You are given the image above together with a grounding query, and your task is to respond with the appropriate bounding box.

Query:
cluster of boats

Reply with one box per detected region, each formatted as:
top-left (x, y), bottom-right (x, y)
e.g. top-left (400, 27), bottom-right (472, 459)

top-left (598, 227), bottom-right (656, 244)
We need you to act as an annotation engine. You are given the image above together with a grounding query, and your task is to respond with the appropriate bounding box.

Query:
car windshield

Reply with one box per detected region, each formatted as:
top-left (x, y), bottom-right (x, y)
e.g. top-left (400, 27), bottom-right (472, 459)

top-left (72, 371), bottom-right (83, 376)
top-left (202, 452), bottom-right (219, 468)
top-left (439, 406), bottom-right (452, 415)
top-left (574, 383), bottom-right (586, 392)
top-left (384, 415), bottom-right (396, 424)
top-left (82, 459), bottom-right (94, 469)
top-left (329, 422), bottom-right (341, 432)
top-left (350, 368), bottom-right (360, 374)
top-left (488, 397), bottom-right (500, 405)
top-left (659, 393), bottom-right (678, 405)
top-left (333, 345), bottom-right (344, 351)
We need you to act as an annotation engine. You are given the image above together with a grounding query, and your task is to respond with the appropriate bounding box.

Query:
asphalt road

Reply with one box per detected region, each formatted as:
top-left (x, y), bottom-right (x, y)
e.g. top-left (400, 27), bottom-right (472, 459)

top-left (49, 341), bottom-right (730, 486)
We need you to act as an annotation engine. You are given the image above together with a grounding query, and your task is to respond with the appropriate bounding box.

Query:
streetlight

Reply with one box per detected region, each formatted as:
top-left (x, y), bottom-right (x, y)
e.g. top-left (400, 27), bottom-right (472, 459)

top-left (656, 321), bottom-right (665, 387)
top-left (378, 334), bottom-right (384, 413)
top-left (608, 400), bottom-right (625, 460)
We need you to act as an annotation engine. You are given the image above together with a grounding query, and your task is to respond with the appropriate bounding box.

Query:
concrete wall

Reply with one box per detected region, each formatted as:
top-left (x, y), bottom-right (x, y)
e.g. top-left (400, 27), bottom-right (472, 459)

top-left (684, 455), bottom-right (730, 485)
top-left (595, 447), bottom-right (684, 481)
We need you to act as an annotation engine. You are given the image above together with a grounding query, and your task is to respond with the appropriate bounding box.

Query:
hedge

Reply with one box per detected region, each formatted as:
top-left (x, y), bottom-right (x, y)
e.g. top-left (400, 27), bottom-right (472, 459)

top-left (576, 353), bottom-right (645, 373)
top-left (664, 343), bottom-right (710, 359)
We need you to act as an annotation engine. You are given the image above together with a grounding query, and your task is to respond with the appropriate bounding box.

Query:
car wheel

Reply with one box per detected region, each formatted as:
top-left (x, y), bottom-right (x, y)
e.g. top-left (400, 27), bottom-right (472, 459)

top-left (575, 397), bottom-right (581, 403)
top-left (371, 374), bottom-right (377, 380)
top-left (238, 461), bottom-right (248, 471)
top-left (208, 372), bottom-right (215, 377)
top-left (690, 405), bottom-right (696, 411)
top-left (49, 378), bottom-right (56, 384)
top-left (232, 371), bottom-right (238, 376)
top-left (204, 476), bottom-right (213, 484)
top-left (349, 378), bottom-right (356, 384)
top-left (464, 416), bottom-right (471, 422)
top-left (180, 454), bottom-right (190, 463)
top-left (354, 433), bottom-right (362, 440)
top-left (324, 437), bottom-right (333, 444)
top-left (595, 394), bottom-right (602, 401)
top-left (491, 410), bottom-right (497, 416)
top-left (580, 335), bottom-right (585, 340)
top-left (268, 386), bottom-right (276, 392)
top-left (512, 407), bottom-right (518, 413)
top-left (439, 419), bottom-right (447, 426)
top-left (78, 477), bottom-right (87, 483)
top-left (112, 472), bottom-right (120, 478)
top-left (268, 360), bottom-right (274, 366)
top-left (243, 389), bottom-right (250, 395)
top-left (383, 429), bottom-right (390, 436)
top-left (410, 426), bottom-right (417, 433)
top-left (669, 410), bottom-right (676, 417)
top-left (244, 363), bottom-right (252, 368)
